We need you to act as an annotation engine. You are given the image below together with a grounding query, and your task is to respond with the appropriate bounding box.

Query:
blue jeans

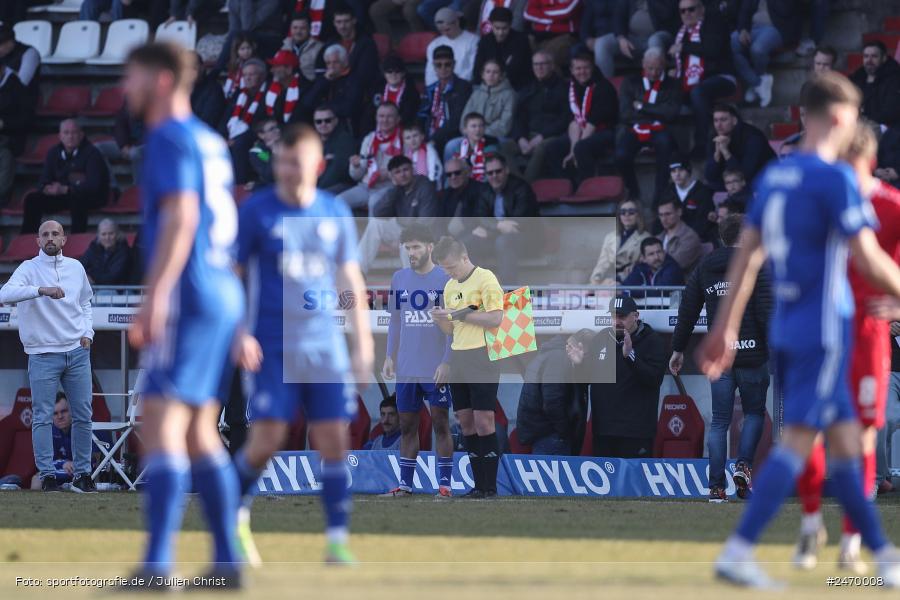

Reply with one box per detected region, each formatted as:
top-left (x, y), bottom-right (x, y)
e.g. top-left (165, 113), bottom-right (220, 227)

top-left (80, 0), bottom-right (124, 20)
top-left (532, 434), bottom-right (572, 456)
top-left (28, 348), bottom-right (93, 479)
top-left (708, 363), bottom-right (769, 489)
top-left (730, 25), bottom-right (784, 88)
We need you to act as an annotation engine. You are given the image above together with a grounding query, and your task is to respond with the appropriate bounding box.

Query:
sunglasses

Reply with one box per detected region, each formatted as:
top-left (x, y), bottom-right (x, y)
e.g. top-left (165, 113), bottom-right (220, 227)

top-left (314, 117), bottom-right (335, 125)
top-left (619, 208), bottom-right (637, 216)
top-left (446, 170), bottom-right (463, 177)
top-left (485, 168), bottom-right (504, 176)
top-left (680, 5), bottom-right (698, 13)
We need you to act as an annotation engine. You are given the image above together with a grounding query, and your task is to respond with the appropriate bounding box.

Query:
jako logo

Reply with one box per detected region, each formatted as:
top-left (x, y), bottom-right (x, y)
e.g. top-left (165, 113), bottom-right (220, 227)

top-left (730, 339), bottom-right (757, 350)
top-left (668, 415), bottom-right (685, 436)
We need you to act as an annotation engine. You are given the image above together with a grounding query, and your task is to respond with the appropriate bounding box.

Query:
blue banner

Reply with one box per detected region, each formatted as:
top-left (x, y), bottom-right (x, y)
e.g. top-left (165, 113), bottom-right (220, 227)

top-left (255, 451), bottom-right (745, 498)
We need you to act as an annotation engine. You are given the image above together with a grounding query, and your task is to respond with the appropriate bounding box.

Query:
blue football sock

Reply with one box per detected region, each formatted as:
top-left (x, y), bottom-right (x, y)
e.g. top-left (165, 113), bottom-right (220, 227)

top-left (398, 457), bottom-right (416, 491)
top-left (831, 457), bottom-right (888, 553)
top-left (191, 450), bottom-right (242, 570)
top-left (234, 449), bottom-right (263, 507)
top-left (321, 460), bottom-right (351, 544)
top-left (438, 457), bottom-right (453, 488)
top-left (142, 452), bottom-right (189, 573)
top-left (735, 446), bottom-right (804, 544)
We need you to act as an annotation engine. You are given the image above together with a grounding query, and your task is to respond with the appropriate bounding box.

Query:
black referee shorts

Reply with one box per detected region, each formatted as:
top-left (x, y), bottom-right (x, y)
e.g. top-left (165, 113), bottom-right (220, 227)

top-left (449, 347), bottom-right (499, 411)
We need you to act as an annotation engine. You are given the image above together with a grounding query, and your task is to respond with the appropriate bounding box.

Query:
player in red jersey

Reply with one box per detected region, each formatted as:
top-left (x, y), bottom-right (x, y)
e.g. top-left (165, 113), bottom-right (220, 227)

top-left (793, 124), bottom-right (900, 573)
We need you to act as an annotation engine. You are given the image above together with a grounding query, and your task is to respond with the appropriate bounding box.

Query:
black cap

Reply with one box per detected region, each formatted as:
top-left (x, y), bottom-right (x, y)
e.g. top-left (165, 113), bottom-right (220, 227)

top-left (382, 55), bottom-right (406, 73)
top-left (609, 295), bottom-right (638, 315)
top-left (669, 157), bottom-right (691, 172)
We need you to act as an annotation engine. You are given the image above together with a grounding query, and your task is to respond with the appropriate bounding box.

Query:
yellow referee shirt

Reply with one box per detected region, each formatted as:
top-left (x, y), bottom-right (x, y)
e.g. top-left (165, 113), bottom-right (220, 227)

top-left (443, 267), bottom-right (504, 351)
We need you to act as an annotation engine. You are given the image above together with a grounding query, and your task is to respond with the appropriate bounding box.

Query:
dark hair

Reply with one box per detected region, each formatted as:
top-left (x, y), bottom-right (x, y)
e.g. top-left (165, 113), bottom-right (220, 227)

top-left (55, 392), bottom-right (67, 403)
top-left (463, 111), bottom-right (485, 125)
top-left (290, 11), bottom-right (310, 24)
top-left (801, 71), bottom-right (861, 115)
top-left (657, 197), bottom-right (683, 211)
top-left (333, 2), bottom-right (355, 18)
top-left (571, 48), bottom-right (594, 65)
top-left (722, 168), bottom-right (745, 181)
top-left (433, 45), bottom-right (455, 61)
top-left (377, 101), bottom-right (400, 116)
top-left (863, 40), bottom-right (887, 56)
top-left (281, 123), bottom-right (322, 148)
top-left (387, 154), bottom-right (412, 171)
top-left (815, 45), bottom-right (838, 62)
top-left (481, 57), bottom-right (506, 74)
top-left (640, 237), bottom-right (663, 255)
top-left (719, 214), bottom-right (744, 247)
top-left (489, 6), bottom-right (513, 23)
top-left (128, 42), bottom-right (197, 92)
top-left (228, 33), bottom-right (256, 71)
top-left (403, 121), bottom-right (425, 134)
top-left (719, 199), bottom-right (743, 214)
top-left (313, 104), bottom-right (336, 115)
top-left (400, 224), bottom-right (435, 245)
top-left (484, 152), bottom-right (507, 167)
top-left (712, 103), bottom-right (739, 118)
top-left (432, 236), bottom-right (468, 263)
top-left (380, 396), bottom-right (397, 411)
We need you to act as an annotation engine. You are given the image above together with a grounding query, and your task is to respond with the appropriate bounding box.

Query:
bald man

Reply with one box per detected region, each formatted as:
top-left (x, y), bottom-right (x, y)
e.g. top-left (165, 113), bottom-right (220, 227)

top-left (0, 220), bottom-right (96, 492)
top-left (21, 119), bottom-right (110, 234)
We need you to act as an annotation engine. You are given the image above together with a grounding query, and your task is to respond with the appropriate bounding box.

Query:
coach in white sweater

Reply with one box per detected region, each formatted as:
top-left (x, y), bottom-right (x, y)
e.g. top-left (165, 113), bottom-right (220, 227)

top-left (0, 220), bottom-right (96, 493)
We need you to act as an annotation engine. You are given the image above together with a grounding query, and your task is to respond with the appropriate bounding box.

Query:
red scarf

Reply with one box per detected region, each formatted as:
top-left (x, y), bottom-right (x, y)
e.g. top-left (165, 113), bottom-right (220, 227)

top-left (230, 85), bottom-right (264, 124)
top-left (265, 74), bottom-right (301, 122)
top-left (366, 127), bottom-right (402, 187)
top-left (569, 80), bottom-right (594, 129)
top-left (223, 62), bottom-right (244, 99)
top-left (294, 0), bottom-right (325, 38)
top-left (633, 74), bottom-right (665, 142)
top-left (675, 20), bottom-right (704, 92)
top-left (430, 82), bottom-right (446, 134)
top-left (480, 0), bottom-right (512, 35)
top-left (407, 145), bottom-right (428, 177)
top-left (382, 81), bottom-right (405, 107)
top-left (458, 138), bottom-right (486, 181)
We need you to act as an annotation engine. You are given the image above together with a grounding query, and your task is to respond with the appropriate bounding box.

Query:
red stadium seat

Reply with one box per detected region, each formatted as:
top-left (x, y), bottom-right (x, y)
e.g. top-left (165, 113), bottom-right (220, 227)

top-left (531, 178), bottom-right (573, 204)
top-left (507, 428), bottom-right (532, 454)
top-left (846, 52), bottom-right (862, 73)
top-left (36, 85), bottom-right (91, 117)
top-left (125, 232), bottom-right (137, 247)
top-left (770, 122), bottom-right (799, 140)
top-left (886, 16), bottom-right (900, 32)
top-left (103, 186), bottom-right (141, 214)
top-left (788, 105), bottom-right (801, 121)
top-left (580, 419), bottom-right (593, 456)
top-left (0, 388), bottom-right (38, 484)
top-left (654, 376), bottom-right (705, 458)
top-left (0, 188), bottom-right (27, 217)
top-left (395, 32), bottom-right (437, 63)
top-left (81, 87), bottom-right (125, 117)
top-left (18, 134), bottom-right (60, 166)
top-left (559, 176), bottom-right (624, 204)
top-left (284, 413), bottom-right (308, 451)
top-left (863, 32), bottom-right (900, 56)
top-left (62, 233), bottom-right (95, 259)
top-left (372, 33), bottom-right (392, 61)
top-left (0, 235), bottom-right (39, 263)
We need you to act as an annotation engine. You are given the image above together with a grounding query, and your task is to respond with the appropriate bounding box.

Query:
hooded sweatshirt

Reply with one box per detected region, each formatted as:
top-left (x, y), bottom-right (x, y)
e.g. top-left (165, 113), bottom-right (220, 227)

top-left (0, 250), bottom-right (94, 354)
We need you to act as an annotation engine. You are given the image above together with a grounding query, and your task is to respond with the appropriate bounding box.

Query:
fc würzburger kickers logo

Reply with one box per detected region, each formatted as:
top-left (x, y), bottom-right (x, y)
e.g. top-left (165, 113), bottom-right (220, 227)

top-left (668, 415), bottom-right (685, 436)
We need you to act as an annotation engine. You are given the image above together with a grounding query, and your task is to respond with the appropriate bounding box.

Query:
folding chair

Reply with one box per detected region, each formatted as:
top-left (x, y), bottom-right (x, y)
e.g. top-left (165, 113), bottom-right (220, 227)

top-left (91, 389), bottom-right (146, 490)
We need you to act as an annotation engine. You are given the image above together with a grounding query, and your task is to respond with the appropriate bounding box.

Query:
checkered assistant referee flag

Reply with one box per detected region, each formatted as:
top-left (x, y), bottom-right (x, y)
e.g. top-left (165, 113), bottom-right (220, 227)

top-left (485, 286), bottom-right (538, 361)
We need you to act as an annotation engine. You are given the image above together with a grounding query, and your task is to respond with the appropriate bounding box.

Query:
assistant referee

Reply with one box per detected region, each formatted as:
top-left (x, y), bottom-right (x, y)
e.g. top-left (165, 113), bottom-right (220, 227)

top-left (431, 237), bottom-right (504, 498)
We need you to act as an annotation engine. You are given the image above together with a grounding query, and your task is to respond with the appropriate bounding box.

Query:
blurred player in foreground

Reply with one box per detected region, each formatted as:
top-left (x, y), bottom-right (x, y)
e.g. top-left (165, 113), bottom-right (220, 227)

top-left (697, 72), bottom-right (900, 588)
top-left (381, 225), bottom-right (454, 497)
top-left (431, 237), bottom-right (504, 497)
top-left (231, 124), bottom-right (373, 565)
top-left (125, 43), bottom-right (245, 588)
top-left (792, 124), bottom-right (900, 572)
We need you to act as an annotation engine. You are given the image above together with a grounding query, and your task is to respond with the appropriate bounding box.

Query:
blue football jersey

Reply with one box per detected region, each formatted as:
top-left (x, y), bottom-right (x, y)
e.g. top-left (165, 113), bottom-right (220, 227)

top-left (387, 266), bottom-right (452, 378)
top-left (237, 187), bottom-right (359, 379)
top-left (747, 152), bottom-right (876, 351)
top-left (141, 116), bottom-right (239, 308)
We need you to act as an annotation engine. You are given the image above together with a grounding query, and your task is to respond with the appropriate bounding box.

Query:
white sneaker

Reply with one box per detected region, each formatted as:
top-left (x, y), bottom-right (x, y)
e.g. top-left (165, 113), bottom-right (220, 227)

top-left (877, 546), bottom-right (900, 588)
top-left (715, 551), bottom-right (785, 589)
top-left (793, 525), bottom-right (828, 570)
top-left (796, 38), bottom-right (816, 57)
top-left (744, 88), bottom-right (759, 104)
top-left (838, 533), bottom-right (867, 574)
top-left (756, 74), bottom-right (774, 108)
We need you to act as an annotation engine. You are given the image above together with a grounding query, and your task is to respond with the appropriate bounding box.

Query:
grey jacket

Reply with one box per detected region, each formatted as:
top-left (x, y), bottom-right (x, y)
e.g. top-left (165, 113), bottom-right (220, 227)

top-left (461, 79), bottom-right (516, 139)
top-left (373, 176), bottom-right (441, 229)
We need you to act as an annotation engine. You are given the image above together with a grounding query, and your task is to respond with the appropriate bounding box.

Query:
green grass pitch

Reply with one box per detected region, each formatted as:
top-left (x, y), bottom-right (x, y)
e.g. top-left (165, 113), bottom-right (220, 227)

top-left (1, 491), bottom-right (899, 598)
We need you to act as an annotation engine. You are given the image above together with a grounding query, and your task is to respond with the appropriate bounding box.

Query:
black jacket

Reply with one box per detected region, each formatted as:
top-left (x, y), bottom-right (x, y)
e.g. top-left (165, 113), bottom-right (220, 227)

top-left (443, 179), bottom-right (495, 219)
top-left (363, 78), bottom-right (421, 133)
top-left (79, 239), bottom-right (132, 285)
top-left (39, 140), bottom-right (109, 208)
top-left (737, 0), bottom-right (802, 46)
top-left (303, 70), bottom-right (365, 137)
top-left (249, 140), bottom-right (275, 185)
top-left (617, 73), bottom-right (681, 127)
top-left (589, 323), bottom-right (668, 439)
top-left (572, 75), bottom-right (619, 130)
top-left (192, 69), bottom-right (226, 129)
top-left (511, 74), bottom-right (570, 140)
top-left (648, 0), bottom-right (681, 36)
top-left (671, 245), bottom-right (772, 367)
top-left (315, 34), bottom-right (379, 90)
top-left (851, 58), bottom-right (900, 129)
top-left (319, 129), bottom-right (357, 190)
top-left (473, 29), bottom-right (534, 91)
top-left (0, 72), bottom-right (31, 154)
top-left (580, 0), bottom-right (621, 40)
top-left (704, 121), bottom-right (776, 191)
top-left (474, 174), bottom-right (539, 219)
top-left (675, 11), bottom-right (734, 80)
top-left (516, 335), bottom-right (584, 447)
top-left (662, 180), bottom-right (716, 242)
top-left (114, 105), bottom-right (145, 149)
